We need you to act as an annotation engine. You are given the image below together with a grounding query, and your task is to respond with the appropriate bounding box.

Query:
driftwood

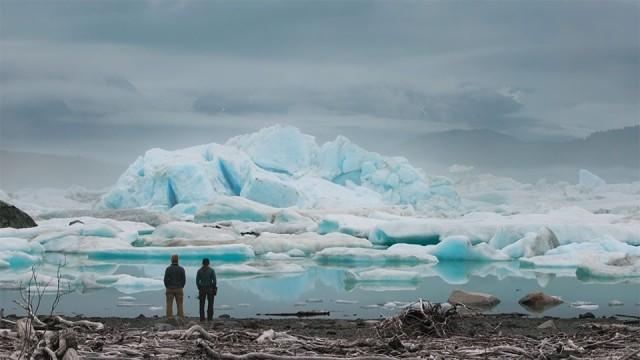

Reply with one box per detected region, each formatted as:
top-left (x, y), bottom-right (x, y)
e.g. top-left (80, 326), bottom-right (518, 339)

top-left (258, 311), bottom-right (330, 317)
top-left (376, 299), bottom-right (463, 338)
top-left (2, 301), bottom-right (640, 359)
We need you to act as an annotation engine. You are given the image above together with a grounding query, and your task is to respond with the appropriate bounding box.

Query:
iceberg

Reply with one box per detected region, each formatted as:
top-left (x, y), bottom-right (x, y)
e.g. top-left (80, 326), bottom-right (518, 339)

top-left (244, 232), bottom-right (372, 255)
top-left (139, 221), bottom-right (240, 246)
top-left (576, 255), bottom-right (640, 280)
top-left (578, 169), bottom-right (606, 188)
top-left (0, 251), bottom-right (41, 268)
top-left (87, 244), bottom-right (255, 262)
top-left (425, 236), bottom-right (510, 261)
top-left (93, 274), bottom-right (165, 294)
top-left (314, 244), bottom-right (438, 265)
top-left (100, 125), bottom-right (455, 213)
top-left (502, 227), bottom-right (559, 259)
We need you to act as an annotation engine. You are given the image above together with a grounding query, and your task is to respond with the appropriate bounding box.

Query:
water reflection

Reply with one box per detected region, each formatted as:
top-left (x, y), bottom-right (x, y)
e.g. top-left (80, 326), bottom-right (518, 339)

top-left (1, 254), bottom-right (638, 318)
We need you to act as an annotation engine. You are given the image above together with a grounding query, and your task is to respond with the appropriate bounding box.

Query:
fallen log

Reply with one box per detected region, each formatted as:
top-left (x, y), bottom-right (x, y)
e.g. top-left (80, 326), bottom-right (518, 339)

top-left (257, 311), bottom-right (330, 317)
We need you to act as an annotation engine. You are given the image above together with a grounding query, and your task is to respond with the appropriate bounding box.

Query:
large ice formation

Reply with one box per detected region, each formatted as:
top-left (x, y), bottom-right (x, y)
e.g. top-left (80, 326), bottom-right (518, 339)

top-left (100, 125), bottom-right (457, 212)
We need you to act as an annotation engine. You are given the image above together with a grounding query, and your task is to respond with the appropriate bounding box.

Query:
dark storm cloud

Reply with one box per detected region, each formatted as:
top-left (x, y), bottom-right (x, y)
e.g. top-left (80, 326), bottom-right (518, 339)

top-left (0, 0), bottom-right (638, 162)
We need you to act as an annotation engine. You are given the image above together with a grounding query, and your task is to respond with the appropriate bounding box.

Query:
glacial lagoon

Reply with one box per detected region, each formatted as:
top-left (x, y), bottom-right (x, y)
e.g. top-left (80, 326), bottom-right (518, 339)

top-left (1, 255), bottom-right (638, 319)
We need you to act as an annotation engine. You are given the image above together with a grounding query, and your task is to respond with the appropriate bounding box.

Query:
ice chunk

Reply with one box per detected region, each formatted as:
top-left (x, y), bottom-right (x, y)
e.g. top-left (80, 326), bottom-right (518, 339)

top-left (578, 169), bottom-right (606, 188)
top-left (246, 232), bottom-right (371, 255)
top-left (570, 301), bottom-right (599, 311)
top-left (425, 236), bottom-right (509, 261)
top-left (576, 255), bottom-right (640, 280)
top-left (0, 251), bottom-right (41, 268)
top-left (521, 237), bottom-right (640, 269)
top-left (41, 235), bottom-right (133, 253)
top-left (141, 221), bottom-right (239, 246)
top-left (262, 252), bottom-right (293, 260)
top-left (314, 244), bottom-right (438, 265)
top-left (370, 218), bottom-right (496, 246)
top-left (194, 196), bottom-right (277, 223)
top-left (94, 274), bottom-right (164, 294)
top-left (502, 227), bottom-right (559, 258)
top-left (317, 214), bottom-right (385, 238)
top-left (0, 237), bottom-right (43, 253)
top-left (87, 244), bottom-right (255, 262)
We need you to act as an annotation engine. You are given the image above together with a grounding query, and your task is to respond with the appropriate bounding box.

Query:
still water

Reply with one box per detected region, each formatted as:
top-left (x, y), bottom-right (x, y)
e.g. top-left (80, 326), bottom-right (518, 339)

top-left (1, 255), bottom-right (638, 319)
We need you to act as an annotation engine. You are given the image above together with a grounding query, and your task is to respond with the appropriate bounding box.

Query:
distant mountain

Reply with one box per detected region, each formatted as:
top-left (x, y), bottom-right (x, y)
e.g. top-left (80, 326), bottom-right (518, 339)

top-left (402, 126), bottom-right (639, 182)
top-left (0, 150), bottom-right (125, 191)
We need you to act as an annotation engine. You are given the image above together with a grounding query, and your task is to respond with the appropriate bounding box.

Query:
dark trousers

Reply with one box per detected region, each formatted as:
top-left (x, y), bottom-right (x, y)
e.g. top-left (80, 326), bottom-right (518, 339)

top-left (199, 288), bottom-right (215, 321)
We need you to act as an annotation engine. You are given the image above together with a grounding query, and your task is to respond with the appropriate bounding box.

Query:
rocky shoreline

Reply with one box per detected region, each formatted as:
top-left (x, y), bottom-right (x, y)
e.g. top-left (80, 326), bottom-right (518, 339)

top-left (1, 312), bottom-right (638, 359)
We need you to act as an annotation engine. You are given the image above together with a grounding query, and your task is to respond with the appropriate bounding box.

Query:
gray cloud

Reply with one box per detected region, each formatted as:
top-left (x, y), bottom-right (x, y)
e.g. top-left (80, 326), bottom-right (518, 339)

top-left (0, 0), bottom-right (638, 164)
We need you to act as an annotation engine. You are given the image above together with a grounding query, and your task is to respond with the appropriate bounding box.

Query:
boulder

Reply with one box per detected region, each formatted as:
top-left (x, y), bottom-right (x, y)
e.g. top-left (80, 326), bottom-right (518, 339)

top-left (530, 227), bottom-right (559, 257)
top-left (518, 292), bottom-right (563, 313)
top-left (447, 290), bottom-right (500, 310)
top-left (0, 200), bottom-right (37, 229)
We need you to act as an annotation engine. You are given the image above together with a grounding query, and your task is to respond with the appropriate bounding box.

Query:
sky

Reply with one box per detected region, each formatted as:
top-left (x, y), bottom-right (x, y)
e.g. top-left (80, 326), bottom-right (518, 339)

top-left (1, 0), bottom-right (638, 164)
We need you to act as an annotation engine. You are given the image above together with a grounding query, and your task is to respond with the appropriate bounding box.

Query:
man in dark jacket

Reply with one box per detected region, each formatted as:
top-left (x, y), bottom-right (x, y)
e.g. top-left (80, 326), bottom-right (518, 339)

top-left (164, 254), bottom-right (186, 321)
top-left (196, 258), bottom-right (217, 322)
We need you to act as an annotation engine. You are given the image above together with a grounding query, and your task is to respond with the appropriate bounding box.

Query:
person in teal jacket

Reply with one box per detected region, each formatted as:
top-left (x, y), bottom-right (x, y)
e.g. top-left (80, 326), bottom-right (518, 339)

top-left (196, 258), bottom-right (217, 322)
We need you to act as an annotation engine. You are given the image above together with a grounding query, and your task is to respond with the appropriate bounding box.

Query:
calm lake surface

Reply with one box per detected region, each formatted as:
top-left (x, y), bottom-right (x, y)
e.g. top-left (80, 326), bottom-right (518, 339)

top-left (1, 254), bottom-right (638, 319)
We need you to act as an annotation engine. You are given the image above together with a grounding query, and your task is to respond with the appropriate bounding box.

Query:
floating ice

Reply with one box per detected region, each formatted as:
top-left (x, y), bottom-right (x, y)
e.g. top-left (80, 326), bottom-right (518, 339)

top-left (245, 232), bottom-right (371, 255)
top-left (194, 195), bottom-right (279, 223)
top-left (502, 227), bottom-right (559, 259)
top-left (94, 274), bottom-right (164, 294)
top-left (140, 221), bottom-right (240, 246)
top-left (570, 301), bottom-right (599, 311)
top-left (335, 299), bottom-right (358, 304)
top-left (578, 169), bottom-right (606, 188)
top-left (87, 244), bottom-right (255, 262)
top-left (317, 214), bottom-right (385, 238)
top-left (0, 251), bottom-right (41, 268)
top-left (425, 236), bottom-right (510, 261)
top-left (576, 255), bottom-right (640, 280)
top-left (314, 244), bottom-right (438, 265)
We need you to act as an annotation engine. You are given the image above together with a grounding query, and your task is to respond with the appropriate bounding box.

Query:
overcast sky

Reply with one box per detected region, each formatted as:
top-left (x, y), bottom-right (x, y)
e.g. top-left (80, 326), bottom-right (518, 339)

top-left (1, 0), bottom-right (638, 164)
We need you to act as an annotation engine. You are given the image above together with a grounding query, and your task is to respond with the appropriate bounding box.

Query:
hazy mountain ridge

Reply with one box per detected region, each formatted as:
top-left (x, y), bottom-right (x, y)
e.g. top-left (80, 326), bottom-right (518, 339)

top-left (403, 126), bottom-right (639, 169)
top-left (0, 150), bottom-right (125, 191)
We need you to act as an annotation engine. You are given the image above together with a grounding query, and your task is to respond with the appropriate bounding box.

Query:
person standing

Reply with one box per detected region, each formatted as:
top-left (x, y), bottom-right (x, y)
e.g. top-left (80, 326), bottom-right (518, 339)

top-left (164, 254), bottom-right (186, 322)
top-left (196, 258), bottom-right (217, 322)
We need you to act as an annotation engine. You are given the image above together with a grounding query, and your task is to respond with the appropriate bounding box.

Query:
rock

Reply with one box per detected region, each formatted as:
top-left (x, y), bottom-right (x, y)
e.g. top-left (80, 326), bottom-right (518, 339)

top-left (518, 292), bottom-right (563, 313)
top-left (531, 227), bottom-right (559, 257)
top-left (537, 319), bottom-right (557, 330)
top-left (0, 200), bottom-right (37, 229)
top-left (219, 314), bottom-right (231, 319)
top-left (579, 312), bottom-right (595, 319)
top-left (447, 290), bottom-right (500, 311)
top-left (608, 300), bottom-right (624, 307)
